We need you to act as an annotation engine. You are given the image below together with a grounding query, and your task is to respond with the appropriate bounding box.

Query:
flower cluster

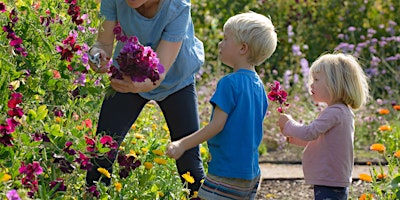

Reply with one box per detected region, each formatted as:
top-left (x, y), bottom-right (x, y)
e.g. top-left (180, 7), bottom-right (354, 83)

top-left (1, 5), bottom-right (27, 57)
top-left (109, 24), bottom-right (164, 85)
top-left (65, 0), bottom-right (83, 25)
top-left (19, 161), bottom-right (43, 197)
top-left (0, 92), bottom-right (24, 146)
top-left (117, 151), bottom-right (141, 179)
top-left (267, 80), bottom-right (289, 113)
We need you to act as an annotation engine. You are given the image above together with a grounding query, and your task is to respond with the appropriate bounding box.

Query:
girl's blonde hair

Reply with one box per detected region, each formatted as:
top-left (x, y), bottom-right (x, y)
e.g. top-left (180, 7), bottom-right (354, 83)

top-left (309, 53), bottom-right (370, 109)
top-left (223, 11), bottom-right (277, 66)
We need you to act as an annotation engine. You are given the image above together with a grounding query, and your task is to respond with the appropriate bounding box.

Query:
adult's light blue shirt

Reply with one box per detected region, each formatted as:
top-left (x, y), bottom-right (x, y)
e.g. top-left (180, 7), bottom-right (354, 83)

top-left (100, 0), bottom-right (204, 101)
top-left (208, 69), bottom-right (268, 180)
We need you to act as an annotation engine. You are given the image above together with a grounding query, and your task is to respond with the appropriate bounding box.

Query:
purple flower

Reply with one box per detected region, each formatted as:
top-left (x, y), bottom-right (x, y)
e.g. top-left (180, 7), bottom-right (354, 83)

top-left (6, 189), bottom-right (21, 200)
top-left (110, 24), bottom-right (164, 85)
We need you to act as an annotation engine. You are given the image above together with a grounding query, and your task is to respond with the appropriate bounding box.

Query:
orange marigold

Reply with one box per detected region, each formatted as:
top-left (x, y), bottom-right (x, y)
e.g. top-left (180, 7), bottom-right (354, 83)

top-left (377, 173), bottom-right (387, 179)
top-left (370, 143), bottom-right (385, 153)
top-left (394, 150), bottom-right (400, 158)
top-left (378, 108), bottom-right (390, 115)
top-left (359, 173), bottom-right (372, 182)
top-left (393, 105), bottom-right (400, 111)
top-left (359, 193), bottom-right (373, 200)
top-left (378, 125), bottom-right (392, 131)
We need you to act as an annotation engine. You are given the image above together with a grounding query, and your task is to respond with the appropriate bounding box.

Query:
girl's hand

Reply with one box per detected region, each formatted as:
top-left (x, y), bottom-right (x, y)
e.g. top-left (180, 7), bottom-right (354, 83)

top-left (278, 114), bottom-right (291, 132)
top-left (88, 46), bottom-right (110, 73)
top-left (110, 75), bottom-right (160, 93)
top-left (166, 141), bottom-right (185, 160)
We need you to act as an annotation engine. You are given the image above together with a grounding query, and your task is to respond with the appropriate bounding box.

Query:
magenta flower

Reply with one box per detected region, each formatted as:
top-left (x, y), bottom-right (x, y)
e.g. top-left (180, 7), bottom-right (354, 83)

top-left (267, 80), bottom-right (289, 113)
top-left (0, 3), bottom-right (6, 13)
top-left (100, 135), bottom-right (118, 149)
top-left (109, 24), bottom-right (164, 85)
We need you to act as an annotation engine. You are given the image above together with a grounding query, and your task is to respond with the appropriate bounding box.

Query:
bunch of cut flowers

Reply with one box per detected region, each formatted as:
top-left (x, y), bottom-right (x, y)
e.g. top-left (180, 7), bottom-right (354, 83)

top-left (107, 23), bottom-right (164, 96)
top-left (267, 80), bottom-right (289, 113)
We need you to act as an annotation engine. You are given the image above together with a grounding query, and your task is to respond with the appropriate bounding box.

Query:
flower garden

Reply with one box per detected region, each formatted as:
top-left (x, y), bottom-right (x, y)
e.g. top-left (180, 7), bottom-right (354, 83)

top-left (0, 0), bottom-right (399, 199)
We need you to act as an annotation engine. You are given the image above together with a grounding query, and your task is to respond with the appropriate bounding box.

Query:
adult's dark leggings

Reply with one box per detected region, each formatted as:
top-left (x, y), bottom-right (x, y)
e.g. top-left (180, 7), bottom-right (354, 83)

top-left (86, 83), bottom-right (205, 194)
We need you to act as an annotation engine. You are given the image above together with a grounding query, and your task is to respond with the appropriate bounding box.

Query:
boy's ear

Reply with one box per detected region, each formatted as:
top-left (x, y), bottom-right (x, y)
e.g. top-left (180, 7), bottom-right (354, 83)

top-left (240, 43), bottom-right (248, 55)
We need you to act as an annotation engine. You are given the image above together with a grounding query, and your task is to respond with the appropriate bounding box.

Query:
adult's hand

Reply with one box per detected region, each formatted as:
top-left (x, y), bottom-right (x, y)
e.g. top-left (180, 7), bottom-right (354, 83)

top-left (88, 46), bottom-right (110, 74)
top-left (110, 75), bottom-right (161, 93)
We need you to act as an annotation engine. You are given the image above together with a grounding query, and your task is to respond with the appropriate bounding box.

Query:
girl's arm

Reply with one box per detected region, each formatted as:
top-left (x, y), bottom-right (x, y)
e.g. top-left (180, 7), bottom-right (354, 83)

top-left (287, 137), bottom-right (308, 147)
top-left (110, 40), bottom-right (182, 93)
top-left (166, 106), bottom-right (228, 160)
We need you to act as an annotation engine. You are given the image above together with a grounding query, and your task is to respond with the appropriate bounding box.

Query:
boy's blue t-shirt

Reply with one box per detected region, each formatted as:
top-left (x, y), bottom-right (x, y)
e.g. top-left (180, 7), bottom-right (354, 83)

top-left (208, 69), bottom-right (268, 180)
top-left (100, 0), bottom-right (204, 101)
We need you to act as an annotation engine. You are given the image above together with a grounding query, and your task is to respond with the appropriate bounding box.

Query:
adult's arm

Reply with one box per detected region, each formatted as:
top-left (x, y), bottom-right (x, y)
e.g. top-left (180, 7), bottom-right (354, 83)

top-left (88, 20), bottom-right (116, 73)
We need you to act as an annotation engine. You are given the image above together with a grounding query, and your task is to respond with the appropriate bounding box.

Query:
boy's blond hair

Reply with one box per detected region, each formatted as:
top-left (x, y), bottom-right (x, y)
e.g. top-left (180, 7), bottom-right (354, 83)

top-left (224, 11), bottom-right (277, 66)
top-left (309, 53), bottom-right (370, 109)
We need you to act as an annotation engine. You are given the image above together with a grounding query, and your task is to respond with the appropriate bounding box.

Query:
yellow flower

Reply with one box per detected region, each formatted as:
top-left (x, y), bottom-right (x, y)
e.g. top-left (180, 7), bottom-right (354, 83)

top-left (154, 158), bottom-right (167, 165)
top-left (144, 162), bottom-right (153, 170)
top-left (2, 173), bottom-right (11, 182)
top-left (145, 103), bottom-right (154, 108)
top-left (114, 182), bottom-right (122, 192)
top-left (192, 191), bottom-right (198, 198)
top-left (200, 146), bottom-right (207, 155)
top-left (370, 143), bottom-right (385, 153)
top-left (127, 150), bottom-right (137, 158)
top-left (394, 150), bottom-right (400, 158)
top-left (152, 124), bottom-right (157, 130)
top-left (359, 173), bottom-right (372, 182)
top-left (131, 124), bottom-right (137, 130)
top-left (201, 121), bottom-right (208, 127)
top-left (134, 133), bottom-right (145, 139)
top-left (162, 124), bottom-right (169, 132)
top-left (97, 168), bottom-right (111, 179)
top-left (378, 125), bottom-right (392, 131)
top-left (157, 191), bottom-right (164, 197)
top-left (393, 105), bottom-right (400, 111)
top-left (378, 108), bottom-right (390, 115)
top-left (76, 125), bottom-right (83, 130)
top-left (181, 172), bottom-right (195, 184)
top-left (152, 149), bottom-right (164, 156)
top-left (141, 147), bottom-right (149, 153)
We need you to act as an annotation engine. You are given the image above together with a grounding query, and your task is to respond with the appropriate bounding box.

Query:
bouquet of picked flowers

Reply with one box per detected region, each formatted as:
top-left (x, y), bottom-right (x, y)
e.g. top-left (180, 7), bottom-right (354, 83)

top-left (107, 24), bottom-right (164, 96)
top-left (267, 80), bottom-right (289, 113)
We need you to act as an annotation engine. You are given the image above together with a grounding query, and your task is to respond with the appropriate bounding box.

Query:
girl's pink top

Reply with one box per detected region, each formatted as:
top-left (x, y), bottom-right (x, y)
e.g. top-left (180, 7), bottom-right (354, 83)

top-left (283, 103), bottom-right (354, 187)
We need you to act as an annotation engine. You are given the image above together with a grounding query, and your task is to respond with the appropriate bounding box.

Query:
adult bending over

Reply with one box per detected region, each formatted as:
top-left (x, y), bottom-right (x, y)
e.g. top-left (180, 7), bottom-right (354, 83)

top-left (87, 0), bottom-right (205, 195)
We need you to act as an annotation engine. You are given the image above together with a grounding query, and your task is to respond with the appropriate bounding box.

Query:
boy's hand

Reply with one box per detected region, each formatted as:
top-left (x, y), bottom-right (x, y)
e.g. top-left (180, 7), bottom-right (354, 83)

top-left (166, 141), bottom-right (185, 160)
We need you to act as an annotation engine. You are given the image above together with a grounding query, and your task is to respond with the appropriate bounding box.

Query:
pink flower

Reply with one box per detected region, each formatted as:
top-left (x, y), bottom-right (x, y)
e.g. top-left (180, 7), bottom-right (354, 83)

top-left (267, 80), bottom-right (289, 113)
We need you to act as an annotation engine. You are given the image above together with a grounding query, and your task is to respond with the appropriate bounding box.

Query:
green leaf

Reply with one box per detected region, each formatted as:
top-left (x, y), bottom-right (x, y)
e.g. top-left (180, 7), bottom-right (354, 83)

top-left (49, 124), bottom-right (63, 137)
top-left (36, 105), bottom-right (48, 120)
top-left (98, 147), bottom-right (110, 154)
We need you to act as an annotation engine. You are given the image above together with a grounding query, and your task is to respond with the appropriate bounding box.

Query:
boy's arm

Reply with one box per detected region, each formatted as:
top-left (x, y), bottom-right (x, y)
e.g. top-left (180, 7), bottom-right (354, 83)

top-left (166, 106), bottom-right (228, 160)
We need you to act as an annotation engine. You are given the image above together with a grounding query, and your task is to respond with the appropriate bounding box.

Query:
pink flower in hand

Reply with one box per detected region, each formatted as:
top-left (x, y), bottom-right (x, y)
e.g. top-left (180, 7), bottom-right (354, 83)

top-left (267, 80), bottom-right (289, 113)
